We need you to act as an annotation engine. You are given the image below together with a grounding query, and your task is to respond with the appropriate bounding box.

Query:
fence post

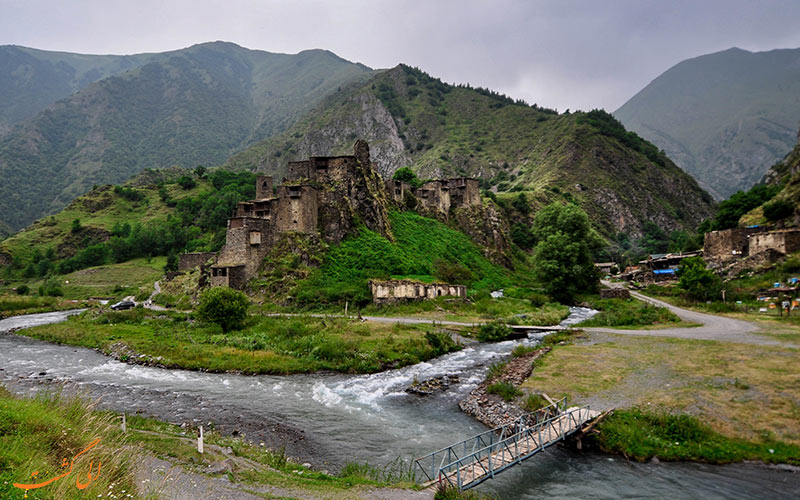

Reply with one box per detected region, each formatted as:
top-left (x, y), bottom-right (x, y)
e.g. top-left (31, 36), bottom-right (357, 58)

top-left (198, 425), bottom-right (204, 454)
top-left (121, 413), bottom-right (126, 434)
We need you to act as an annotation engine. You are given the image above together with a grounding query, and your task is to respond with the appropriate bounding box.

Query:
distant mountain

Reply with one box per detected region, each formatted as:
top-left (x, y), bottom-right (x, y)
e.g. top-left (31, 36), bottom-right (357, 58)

top-left (228, 65), bottom-right (714, 238)
top-left (0, 45), bottom-right (158, 136)
top-left (0, 42), bottom-right (374, 234)
top-left (615, 47), bottom-right (800, 200)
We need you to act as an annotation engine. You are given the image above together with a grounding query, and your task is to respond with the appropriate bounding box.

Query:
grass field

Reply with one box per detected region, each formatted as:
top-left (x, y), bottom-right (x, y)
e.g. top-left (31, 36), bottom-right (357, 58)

top-left (0, 387), bottom-right (138, 500)
top-left (521, 331), bottom-right (800, 462)
top-left (21, 308), bottom-right (465, 374)
top-left (0, 257), bottom-right (165, 303)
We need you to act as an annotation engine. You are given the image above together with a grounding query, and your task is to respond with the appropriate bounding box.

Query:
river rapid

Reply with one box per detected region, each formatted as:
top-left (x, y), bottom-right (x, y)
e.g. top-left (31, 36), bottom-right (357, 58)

top-left (0, 309), bottom-right (797, 499)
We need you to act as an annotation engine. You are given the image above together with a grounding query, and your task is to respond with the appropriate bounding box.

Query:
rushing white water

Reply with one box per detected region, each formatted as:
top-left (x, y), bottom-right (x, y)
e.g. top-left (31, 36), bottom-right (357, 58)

top-left (1, 308), bottom-right (798, 498)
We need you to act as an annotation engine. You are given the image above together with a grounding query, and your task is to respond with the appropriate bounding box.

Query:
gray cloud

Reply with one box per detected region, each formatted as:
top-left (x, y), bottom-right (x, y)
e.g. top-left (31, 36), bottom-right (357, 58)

top-left (2, 0), bottom-right (800, 111)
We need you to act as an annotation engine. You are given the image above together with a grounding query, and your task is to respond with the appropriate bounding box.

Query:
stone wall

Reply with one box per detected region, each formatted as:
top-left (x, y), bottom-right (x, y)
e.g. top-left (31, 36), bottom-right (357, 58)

top-left (749, 229), bottom-right (800, 256)
top-left (416, 181), bottom-right (449, 215)
top-left (704, 227), bottom-right (764, 261)
top-left (178, 252), bottom-right (216, 271)
top-left (274, 185), bottom-right (318, 234)
top-left (369, 279), bottom-right (467, 304)
top-left (210, 265), bottom-right (247, 289)
top-left (599, 288), bottom-right (631, 299)
top-left (385, 179), bottom-right (410, 204)
top-left (255, 175), bottom-right (273, 199)
top-left (447, 178), bottom-right (480, 208)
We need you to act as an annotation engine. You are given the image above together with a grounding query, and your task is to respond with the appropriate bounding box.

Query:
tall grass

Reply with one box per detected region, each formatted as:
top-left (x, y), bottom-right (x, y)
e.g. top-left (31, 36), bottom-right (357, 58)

top-left (0, 387), bottom-right (138, 500)
top-left (593, 409), bottom-right (800, 464)
top-left (579, 298), bottom-right (679, 327)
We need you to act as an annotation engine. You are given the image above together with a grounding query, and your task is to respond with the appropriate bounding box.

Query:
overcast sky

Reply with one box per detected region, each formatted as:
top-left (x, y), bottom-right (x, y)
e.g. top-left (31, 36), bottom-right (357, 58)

top-left (3, 0), bottom-right (800, 111)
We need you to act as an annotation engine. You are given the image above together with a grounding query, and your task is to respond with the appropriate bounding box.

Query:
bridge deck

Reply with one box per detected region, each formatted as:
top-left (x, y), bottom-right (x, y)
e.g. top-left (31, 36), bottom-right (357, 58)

top-left (416, 399), bottom-right (600, 491)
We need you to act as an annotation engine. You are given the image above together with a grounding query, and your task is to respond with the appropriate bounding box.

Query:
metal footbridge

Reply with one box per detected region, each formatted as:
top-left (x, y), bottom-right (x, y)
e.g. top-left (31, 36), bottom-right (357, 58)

top-left (415, 398), bottom-right (600, 490)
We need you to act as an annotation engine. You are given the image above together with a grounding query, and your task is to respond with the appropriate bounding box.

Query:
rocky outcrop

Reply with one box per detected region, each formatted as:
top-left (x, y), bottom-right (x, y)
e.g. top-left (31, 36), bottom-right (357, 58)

top-left (459, 348), bottom-right (550, 429)
top-left (253, 92), bottom-right (411, 180)
top-left (453, 202), bottom-right (512, 266)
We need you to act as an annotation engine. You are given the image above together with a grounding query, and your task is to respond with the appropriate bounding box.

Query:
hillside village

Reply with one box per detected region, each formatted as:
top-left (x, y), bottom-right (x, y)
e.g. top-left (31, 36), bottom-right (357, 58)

top-left (180, 140), bottom-right (492, 302)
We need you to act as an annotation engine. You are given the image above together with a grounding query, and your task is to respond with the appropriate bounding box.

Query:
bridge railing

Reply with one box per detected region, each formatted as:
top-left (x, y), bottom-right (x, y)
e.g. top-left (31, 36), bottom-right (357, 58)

top-left (436, 404), bottom-right (591, 490)
top-left (414, 397), bottom-right (569, 483)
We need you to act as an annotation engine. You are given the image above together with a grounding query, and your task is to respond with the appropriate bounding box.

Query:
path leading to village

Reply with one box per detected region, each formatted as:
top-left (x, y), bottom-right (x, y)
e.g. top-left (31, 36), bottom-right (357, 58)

top-left (586, 282), bottom-right (799, 348)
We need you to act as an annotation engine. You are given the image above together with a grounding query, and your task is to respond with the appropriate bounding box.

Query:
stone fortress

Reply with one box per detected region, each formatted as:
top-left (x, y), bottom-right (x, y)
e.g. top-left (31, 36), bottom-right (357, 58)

top-left (181, 140), bottom-right (482, 297)
top-left (703, 226), bottom-right (800, 275)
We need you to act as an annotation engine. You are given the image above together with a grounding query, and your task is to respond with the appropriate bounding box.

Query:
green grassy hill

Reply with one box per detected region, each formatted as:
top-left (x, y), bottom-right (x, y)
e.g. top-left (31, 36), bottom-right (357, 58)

top-left (228, 65), bottom-right (714, 239)
top-left (615, 47), bottom-right (800, 199)
top-left (740, 129), bottom-right (800, 227)
top-left (0, 167), bottom-right (257, 284)
top-left (0, 42), bottom-right (374, 235)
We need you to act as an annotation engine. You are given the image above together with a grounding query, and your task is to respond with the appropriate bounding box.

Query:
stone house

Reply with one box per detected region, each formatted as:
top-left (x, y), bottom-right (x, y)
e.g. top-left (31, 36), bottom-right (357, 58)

top-left (369, 279), bottom-right (467, 304)
top-left (704, 226), bottom-right (800, 266)
top-left (189, 140), bottom-right (484, 291)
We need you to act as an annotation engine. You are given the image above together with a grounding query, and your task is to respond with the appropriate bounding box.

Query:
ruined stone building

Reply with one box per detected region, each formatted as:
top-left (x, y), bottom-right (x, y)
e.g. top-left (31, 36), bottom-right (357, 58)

top-left (199, 140), bottom-right (482, 290)
top-left (369, 279), bottom-right (467, 304)
top-left (704, 226), bottom-right (800, 273)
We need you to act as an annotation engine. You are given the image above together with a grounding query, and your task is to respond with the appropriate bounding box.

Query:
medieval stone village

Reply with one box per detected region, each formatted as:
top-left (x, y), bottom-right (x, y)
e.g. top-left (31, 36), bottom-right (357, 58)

top-left (2, 4), bottom-right (800, 499)
top-left (184, 140), bottom-right (476, 303)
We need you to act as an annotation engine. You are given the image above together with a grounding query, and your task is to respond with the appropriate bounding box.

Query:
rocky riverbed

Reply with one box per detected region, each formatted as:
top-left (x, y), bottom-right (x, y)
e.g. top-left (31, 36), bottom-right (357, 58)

top-left (458, 347), bottom-right (551, 428)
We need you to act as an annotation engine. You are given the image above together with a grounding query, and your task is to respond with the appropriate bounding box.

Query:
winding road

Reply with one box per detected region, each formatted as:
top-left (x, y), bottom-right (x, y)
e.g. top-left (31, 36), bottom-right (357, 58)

top-left (586, 284), bottom-right (799, 348)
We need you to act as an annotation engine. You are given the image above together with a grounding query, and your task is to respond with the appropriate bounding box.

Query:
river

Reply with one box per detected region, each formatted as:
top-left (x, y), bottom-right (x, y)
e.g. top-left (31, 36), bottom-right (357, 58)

top-left (0, 309), bottom-right (797, 499)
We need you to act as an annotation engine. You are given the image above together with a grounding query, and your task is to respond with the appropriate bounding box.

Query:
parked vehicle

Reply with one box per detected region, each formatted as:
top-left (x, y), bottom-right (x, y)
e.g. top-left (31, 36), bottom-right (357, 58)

top-left (110, 300), bottom-right (135, 310)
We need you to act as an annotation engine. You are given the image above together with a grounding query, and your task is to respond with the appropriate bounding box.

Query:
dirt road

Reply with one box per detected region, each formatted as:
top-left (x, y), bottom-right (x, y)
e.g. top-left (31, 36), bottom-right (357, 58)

top-left (587, 287), bottom-right (799, 348)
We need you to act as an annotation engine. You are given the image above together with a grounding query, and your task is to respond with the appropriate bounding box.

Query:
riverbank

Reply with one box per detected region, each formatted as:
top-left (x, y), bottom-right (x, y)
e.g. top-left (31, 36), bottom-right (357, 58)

top-left (16, 308), bottom-right (468, 374)
top-left (0, 385), bottom-right (427, 500)
top-left (520, 329), bottom-right (800, 465)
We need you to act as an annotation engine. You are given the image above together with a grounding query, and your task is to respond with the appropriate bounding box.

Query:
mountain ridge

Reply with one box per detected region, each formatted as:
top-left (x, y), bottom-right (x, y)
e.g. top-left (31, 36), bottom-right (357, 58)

top-left (0, 42), bottom-right (375, 234)
top-left (227, 64), bottom-right (714, 239)
top-left (614, 46), bottom-right (800, 199)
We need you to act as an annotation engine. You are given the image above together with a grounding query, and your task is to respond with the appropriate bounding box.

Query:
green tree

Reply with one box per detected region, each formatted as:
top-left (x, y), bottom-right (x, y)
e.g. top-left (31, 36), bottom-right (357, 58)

top-left (512, 192), bottom-right (530, 216)
top-left (36, 258), bottom-right (54, 277)
top-left (433, 259), bottom-right (473, 285)
top-left (71, 219), bottom-right (82, 234)
top-left (392, 167), bottom-right (422, 188)
top-left (177, 175), bottom-right (196, 190)
top-left (197, 287), bottom-right (249, 332)
top-left (677, 257), bottom-right (721, 301)
top-left (164, 252), bottom-right (179, 273)
top-left (510, 222), bottom-right (534, 250)
top-left (763, 199), bottom-right (795, 222)
top-left (532, 203), bottom-right (600, 303)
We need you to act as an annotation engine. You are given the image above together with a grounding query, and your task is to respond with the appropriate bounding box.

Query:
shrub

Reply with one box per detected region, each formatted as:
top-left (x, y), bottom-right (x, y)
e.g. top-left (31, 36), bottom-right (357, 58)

top-left (486, 381), bottom-right (522, 401)
top-left (114, 185), bottom-right (144, 202)
top-left (38, 277), bottom-right (64, 297)
top-left (433, 259), bottom-right (473, 285)
top-left (425, 330), bottom-right (459, 356)
top-left (177, 175), bottom-right (197, 190)
top-left (521, 393), bottom-right (549, 412)
top-left (71, 218), bottom-right (82, 233)
top-left (476, 321), bottom-right (512, 341)
top-left (511, 344), bottom-right (537, 357)
top-left (527, 292), bottom-right (549, 307)
top-left (678, 257), bottom-right (722, 301)
top-left (197, 287), bottom-right (249, 332)
top-left (15, 284), bottom-right (29, 295)
top-left (164, 252), bottom-right (179, 273)
top-left (486, 360), bottom-right (507, 380)
top-left (763, 199), bottom-right (795, 222)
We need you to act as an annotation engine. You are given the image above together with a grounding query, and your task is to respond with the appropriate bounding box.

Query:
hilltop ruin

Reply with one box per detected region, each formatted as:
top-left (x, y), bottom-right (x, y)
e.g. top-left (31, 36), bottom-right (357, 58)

top-left (181, 140), bottom-right (485, 291)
